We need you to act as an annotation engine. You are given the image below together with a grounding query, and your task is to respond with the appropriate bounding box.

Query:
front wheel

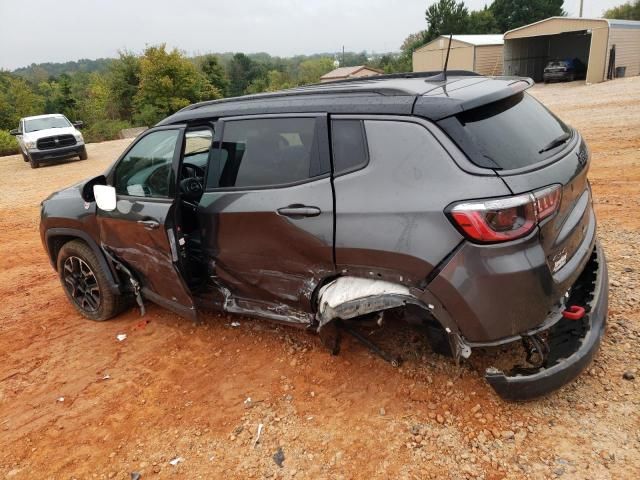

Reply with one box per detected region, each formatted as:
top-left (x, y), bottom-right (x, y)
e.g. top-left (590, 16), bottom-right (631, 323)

top-left (57, 240), bottom-right (124, 321)
top-left (29, 157), bottom-right (39, 168)
top-left (79, 146), bottom-right (88, 160)
top-left (21, 150), bottom-right (29, 162)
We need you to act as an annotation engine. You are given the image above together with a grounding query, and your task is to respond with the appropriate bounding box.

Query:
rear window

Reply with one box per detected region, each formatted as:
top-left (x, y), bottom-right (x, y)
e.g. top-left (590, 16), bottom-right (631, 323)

top-left (438, 93), bottom-right (571, 170)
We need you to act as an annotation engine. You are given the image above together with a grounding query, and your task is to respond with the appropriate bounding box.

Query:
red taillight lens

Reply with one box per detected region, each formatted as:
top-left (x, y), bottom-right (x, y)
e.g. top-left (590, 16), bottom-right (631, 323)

top-left (449, 185), bottom-right (561, 243)
top-left (534, 185), bottom-right (562, 221)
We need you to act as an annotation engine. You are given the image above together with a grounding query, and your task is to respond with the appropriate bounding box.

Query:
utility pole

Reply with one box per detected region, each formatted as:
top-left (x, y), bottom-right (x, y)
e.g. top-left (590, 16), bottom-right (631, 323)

top-left (579, 0), bottom-right (584, 17)
top-left (342, 45), bottom-right (345, 66)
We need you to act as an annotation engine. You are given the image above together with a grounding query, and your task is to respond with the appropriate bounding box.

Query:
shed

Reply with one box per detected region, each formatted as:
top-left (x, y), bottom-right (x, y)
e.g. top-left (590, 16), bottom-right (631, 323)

top-left (412, 35), bottom-right (504, 76)
top-left (503, 17), bottom-right (640, 84)
top-left (320, 65), bottom-right (384, 83)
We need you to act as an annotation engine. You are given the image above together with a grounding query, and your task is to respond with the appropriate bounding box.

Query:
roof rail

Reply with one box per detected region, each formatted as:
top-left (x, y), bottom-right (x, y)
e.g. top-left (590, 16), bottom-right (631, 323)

top-left (181, 70), bottom-right (482, 112)
top-left (314, 70), bottom-right (480, 86)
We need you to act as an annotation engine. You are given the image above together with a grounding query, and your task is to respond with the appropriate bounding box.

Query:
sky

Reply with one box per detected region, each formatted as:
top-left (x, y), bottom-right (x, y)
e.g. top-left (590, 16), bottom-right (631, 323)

top-left (0, 0), bottom-right (626, 70)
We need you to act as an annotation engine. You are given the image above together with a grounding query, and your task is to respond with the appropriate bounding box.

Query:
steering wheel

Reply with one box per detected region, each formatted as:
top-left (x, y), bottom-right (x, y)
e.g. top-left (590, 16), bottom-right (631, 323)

top-left (179, 163), bottom-right (205, 202)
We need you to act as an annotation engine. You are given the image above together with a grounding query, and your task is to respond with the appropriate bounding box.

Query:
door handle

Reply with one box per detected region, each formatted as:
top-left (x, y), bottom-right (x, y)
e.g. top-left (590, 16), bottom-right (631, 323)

top-left (277, 205), bottom-right (322, 217)
top-left (137, 219), bottom-right (160, 230)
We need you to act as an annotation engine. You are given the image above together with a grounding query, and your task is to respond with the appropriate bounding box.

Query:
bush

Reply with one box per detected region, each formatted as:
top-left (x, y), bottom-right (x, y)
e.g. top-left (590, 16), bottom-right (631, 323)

top-left (0, 130), bottom-right (19, 156)
top-left (84, 119), bottom-right (133, 143)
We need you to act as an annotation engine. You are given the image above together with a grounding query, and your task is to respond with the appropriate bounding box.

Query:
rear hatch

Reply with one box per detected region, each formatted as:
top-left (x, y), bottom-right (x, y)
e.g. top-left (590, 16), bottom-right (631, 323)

top-left (438, 91), bottom-right (595, 288)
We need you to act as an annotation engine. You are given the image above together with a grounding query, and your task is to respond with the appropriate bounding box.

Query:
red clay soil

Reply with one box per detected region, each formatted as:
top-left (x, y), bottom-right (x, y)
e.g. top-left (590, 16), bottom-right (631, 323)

top-left (1, 78), bottom-right (639, 479)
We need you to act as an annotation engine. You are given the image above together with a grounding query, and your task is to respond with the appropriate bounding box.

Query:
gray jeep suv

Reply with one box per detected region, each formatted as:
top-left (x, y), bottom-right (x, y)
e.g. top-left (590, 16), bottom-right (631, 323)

top-left (40, 72), bottom-right (608, 400)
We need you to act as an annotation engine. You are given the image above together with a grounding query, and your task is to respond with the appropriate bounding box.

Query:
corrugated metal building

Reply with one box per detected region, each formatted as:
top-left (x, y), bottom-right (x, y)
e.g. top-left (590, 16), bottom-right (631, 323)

top-left (413, 35), bottom-right (504, 76)
top-left (503, 17), bottom-right (640, 83)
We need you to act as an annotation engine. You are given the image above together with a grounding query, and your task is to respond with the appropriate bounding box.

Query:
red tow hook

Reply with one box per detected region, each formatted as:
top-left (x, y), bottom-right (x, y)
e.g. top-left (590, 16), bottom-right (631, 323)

top-left (563, 305), bottom-right (586, 320)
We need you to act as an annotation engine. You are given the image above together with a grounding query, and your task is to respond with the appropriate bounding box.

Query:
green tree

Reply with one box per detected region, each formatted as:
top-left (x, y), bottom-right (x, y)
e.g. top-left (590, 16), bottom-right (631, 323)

top-left (298, 57), bottom-right (334, 85)
top-left (133, 45), bottom-right (219, 126)
top-left (108, 51), bottom-right (141, 121)
top-left (490, 0), bottom-right (565, 32)
top-left (603, 0), bottom-right (640, 20)
top-left (425, 0), bottom-right (469, 42)
top-left (246, 70), bottom-right (295, 94)
top-left (227, 53), bottom-right (261, 97)
top-left (468, 7), bottom-right (500, 33)
top-left (199, 54), bottom-right (229, 96)
top-left (0, 72), bottom-right (45, 129)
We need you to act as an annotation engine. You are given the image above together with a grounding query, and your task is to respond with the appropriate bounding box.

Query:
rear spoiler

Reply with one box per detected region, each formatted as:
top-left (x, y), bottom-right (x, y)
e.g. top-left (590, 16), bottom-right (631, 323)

top-left (413, 77), bottom-right (534, 121)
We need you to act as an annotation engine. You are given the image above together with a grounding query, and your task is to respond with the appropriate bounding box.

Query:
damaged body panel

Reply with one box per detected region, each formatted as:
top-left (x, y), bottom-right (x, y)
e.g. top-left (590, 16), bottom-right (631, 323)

top-left (40, 72), bottom-right (609, 401)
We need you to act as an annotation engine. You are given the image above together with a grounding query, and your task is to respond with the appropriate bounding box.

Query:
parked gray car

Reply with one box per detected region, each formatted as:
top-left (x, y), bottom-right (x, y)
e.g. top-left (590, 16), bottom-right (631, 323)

top-left (39, 71), bottom-right (608, 400)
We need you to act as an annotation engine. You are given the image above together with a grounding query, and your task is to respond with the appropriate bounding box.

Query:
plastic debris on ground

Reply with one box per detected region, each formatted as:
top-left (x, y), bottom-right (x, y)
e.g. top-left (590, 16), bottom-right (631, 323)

top-left (252, 423), bottom-right (264, 448)
top-left (273, 447), bottom-right (285, 467)
top-left (230, 322), bottom-right (241, 328)
top-left (169, 457), bottom-right (184, 466)
top-left (116, 333), bottom-right (127, 342)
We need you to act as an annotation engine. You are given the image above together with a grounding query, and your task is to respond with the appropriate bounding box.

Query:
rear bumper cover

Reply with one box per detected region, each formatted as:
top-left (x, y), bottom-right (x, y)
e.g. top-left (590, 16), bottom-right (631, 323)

top-left (485, 241), bottom-right (608, 400)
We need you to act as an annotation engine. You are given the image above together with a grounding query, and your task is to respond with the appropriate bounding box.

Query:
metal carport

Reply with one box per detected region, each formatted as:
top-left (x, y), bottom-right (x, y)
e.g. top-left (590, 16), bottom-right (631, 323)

top-left (503, 17), bottom-right (640, 84)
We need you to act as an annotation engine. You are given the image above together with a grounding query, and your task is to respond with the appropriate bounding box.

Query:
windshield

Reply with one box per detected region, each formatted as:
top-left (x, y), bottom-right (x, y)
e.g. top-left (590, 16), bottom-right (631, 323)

top-left (438, 92), bottom-right (571, 170)
top-left (24, 116), bottom-right (71, 133)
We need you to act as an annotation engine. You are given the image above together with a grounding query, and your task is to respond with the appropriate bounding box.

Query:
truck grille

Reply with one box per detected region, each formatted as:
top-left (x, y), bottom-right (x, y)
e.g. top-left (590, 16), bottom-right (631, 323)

top-left (37, 134), bottom-right (76, 150)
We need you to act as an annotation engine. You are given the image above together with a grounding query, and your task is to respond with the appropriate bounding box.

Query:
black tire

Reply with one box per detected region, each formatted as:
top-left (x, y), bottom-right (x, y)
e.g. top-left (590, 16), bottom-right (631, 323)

top-left (57, 240), bottom-right (124, 321)
top-left (29, 157), bottom-right (39, 169)
top-left (21, 150), bottom-right (29, 162)
top-left (79, 146), bottom-right (88, 160)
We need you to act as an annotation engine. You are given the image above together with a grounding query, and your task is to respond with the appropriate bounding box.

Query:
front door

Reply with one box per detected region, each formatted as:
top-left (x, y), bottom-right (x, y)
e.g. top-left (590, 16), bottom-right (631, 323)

top-left (197, 114), bottom-right (335, 322)
top-left (97, 126), bottom-right (196, 319)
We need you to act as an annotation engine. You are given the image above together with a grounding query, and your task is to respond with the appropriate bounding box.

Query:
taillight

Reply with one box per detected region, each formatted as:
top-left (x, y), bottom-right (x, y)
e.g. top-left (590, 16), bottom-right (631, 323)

top-left (448, 185), bottom-right (562, 243)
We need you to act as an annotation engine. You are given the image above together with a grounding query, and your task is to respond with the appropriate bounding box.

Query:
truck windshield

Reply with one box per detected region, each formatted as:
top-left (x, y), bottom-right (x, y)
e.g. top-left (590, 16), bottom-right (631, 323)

top-left (438, 93), bottom-right (571, 170)
top-left (24, 116), bottom-right (71, 133)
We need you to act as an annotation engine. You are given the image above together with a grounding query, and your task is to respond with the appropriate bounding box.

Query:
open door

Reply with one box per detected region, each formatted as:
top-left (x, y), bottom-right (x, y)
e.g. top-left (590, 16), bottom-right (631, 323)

top-left (97, 125), bottom-right (196, 320)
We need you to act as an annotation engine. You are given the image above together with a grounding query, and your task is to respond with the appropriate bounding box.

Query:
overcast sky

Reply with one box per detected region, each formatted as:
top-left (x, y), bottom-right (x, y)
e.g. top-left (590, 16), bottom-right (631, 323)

top-left (0, 0), bottom-right (624, 70)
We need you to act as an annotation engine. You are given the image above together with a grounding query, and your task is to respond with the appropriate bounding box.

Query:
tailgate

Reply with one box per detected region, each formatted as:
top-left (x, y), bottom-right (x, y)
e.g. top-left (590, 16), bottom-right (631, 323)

top-left (498, 134), bottom-right (594, 281)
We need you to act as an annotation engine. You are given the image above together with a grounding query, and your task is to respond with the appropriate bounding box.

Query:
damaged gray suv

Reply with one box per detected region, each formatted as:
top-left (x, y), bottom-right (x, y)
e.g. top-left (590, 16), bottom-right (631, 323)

top-left (40, 71), bottom-right (608, 400)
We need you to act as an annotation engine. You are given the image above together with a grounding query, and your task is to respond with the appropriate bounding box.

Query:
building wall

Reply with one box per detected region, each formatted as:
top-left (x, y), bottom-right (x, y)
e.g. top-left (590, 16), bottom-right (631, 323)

top-left (608, 26), bottom-right (640, 77)
top-left (413, 39), bottom-right (474, 72)
top-left (587, 27), bottom-right (609, 83)
top-left (474, 45), bottom-right (503, 75)
top-left (504, 18), bottom-right (608, 39)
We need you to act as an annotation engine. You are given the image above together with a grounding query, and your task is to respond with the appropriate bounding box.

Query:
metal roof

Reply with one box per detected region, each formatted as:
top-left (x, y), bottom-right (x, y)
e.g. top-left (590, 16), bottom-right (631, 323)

top-left (320, 65), bottom-right (383, 80)
top-left (446, 34), bottom-right (504, 46)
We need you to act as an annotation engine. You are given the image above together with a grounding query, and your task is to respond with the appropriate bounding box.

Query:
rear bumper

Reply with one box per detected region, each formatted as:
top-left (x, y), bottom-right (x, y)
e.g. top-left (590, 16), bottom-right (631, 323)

top-left (485, 241), bottom-right (608, 400)
top-left (29, 144), bottom-right (85, 161)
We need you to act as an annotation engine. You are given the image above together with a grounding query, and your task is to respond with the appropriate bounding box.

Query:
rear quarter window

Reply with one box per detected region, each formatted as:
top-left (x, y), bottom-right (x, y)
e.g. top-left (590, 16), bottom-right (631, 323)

top-left (331, 120), bottom-right (369, 175)
top-left (438, 92), bottom-right (571, 170)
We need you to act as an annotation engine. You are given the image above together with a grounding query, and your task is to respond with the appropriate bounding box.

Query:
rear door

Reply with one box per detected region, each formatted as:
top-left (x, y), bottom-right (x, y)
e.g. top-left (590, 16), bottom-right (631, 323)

top-left (98, 125), bottom-right (196, 319)
top-left (197, 114), bottom-right (334, 319)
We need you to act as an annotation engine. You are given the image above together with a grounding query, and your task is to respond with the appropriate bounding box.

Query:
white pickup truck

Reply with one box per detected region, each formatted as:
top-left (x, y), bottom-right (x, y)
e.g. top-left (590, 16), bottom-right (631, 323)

top-left (10, 114), bottom-right (87, 168)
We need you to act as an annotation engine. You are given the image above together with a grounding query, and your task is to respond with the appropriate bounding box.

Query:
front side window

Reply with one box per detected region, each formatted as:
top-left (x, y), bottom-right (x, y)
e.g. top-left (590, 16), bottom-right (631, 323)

top-left (114, 129), bottom-right (180, 197)
top-left (207, 117), bottom-right (321, 189)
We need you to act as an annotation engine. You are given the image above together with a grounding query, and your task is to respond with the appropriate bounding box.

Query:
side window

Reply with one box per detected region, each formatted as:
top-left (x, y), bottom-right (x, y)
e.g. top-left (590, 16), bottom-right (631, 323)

top-left (114, 130), bottom-right (180, 197)
top-left (331, 120), bottom-right (369, 175)
top-left (207, 117), bottom-right (321, 189)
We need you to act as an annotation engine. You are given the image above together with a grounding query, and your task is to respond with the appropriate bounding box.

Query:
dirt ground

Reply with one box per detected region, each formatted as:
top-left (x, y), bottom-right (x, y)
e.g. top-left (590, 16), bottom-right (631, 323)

top-left (1, 78), bottom-right (639, 480)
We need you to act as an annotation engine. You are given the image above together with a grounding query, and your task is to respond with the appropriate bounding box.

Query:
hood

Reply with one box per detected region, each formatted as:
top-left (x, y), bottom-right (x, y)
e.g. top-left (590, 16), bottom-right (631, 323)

top-left (23, 126), bottom-right (78, 142)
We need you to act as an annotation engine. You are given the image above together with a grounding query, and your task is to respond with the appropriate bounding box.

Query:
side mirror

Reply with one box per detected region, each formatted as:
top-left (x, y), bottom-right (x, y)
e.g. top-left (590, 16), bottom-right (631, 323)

top-left (73, 121), bottom-right (84, 128)
top-left (93, 185), bottom-right (117, 211)
top-left (9, 129), bottom-right (19, 136)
